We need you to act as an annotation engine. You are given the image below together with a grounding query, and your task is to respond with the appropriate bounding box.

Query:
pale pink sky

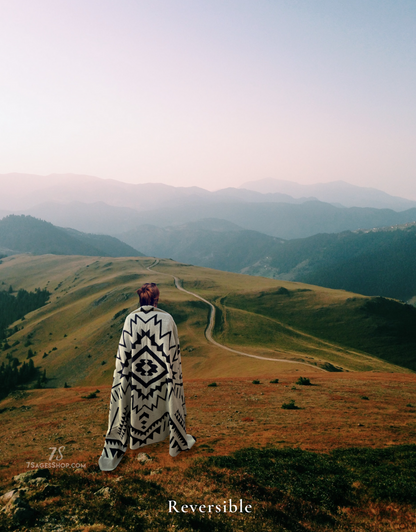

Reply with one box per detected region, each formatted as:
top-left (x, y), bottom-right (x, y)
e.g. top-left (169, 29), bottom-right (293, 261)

top-left (1, 1), bottom-right (415, 198)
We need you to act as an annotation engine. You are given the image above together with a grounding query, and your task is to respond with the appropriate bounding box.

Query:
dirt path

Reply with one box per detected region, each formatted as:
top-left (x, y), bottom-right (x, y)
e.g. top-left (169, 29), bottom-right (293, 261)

top-left (146, 259), bottom-right (327, 371)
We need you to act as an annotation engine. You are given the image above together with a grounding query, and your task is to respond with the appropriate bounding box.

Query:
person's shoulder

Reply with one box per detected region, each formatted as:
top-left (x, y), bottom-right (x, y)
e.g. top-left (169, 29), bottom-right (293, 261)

top-left (125, 306), bottom-right (175, 323)
top-left (154, 307), bottom-right (176, 324)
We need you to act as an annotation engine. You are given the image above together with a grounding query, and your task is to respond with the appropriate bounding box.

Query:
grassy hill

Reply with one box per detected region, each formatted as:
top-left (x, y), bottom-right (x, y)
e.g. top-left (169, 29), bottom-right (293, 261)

top-left (0, 255), bottom-right (414, 392)
top-left (0, 215), bottom-right (143, 257)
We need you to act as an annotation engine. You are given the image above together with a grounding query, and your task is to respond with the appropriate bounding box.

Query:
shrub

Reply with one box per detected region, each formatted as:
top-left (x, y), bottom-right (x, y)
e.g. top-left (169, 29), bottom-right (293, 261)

top-left (207, 382), bottom-right (217, 387)
top-left (361, 396), bottom-right (369, 400)
top-left (296, 376), bottom-right (311, 386)
top-left (282, 399), bottom-right (299, 410)
top-left (270, 379), bottom-right (279, 383)
top-left (82, 392), bottom-right (97, 399)
top-left (252, 380), bottom-right (260, 384)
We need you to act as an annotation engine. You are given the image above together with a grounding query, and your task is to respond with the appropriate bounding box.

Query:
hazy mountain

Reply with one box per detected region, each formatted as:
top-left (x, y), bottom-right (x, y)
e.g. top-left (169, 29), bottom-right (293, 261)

top-left (24, 201), bottom-right (147, 234)
top-left (240, 178), bottom-right (416, 211)
top-left (0, 173), bottom-right (212, 211)
top-left (209, 187), bottom-right (313, 204)
top-left (18, 199), bottom-right (416, 239)
top-left (117, 201), bottom-right (416, 239)
top-left (3, 173), bottom-right (416, 214)
top-left (1, 172), bottom-right (308, 212)
top-left (118, 219), bottom-right (283, 271)
top-left (0, 215), bottom-right (143, 257)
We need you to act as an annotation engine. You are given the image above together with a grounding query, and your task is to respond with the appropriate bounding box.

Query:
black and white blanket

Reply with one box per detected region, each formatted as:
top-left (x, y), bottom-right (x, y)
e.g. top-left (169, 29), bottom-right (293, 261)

top-left (98, 305), bottom-right (195, 471)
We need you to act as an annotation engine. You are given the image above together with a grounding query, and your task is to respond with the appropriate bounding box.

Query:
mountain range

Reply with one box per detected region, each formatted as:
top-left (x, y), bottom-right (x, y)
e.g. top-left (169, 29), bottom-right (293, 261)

top-left (2, 173), bottom-right (416, 303)
top-left (2, 174), bottom-right (416, 240)
top-left (2, 172), bottom-right (416, 211)
top-left (241, 178), bottom-right (416, 211)
top-left (3, 198), bottom-right (415, 241)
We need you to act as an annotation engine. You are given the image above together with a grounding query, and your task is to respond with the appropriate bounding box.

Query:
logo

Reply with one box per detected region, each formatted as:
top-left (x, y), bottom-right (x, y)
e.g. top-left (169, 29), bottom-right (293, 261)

top-left (26, 445), bottom-right (87, 469)
top-left (48, 446), bottom-right (65, 461)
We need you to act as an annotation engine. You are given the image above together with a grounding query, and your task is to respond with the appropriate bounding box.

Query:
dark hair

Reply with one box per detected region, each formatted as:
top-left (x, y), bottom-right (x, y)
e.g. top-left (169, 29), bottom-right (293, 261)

top-left (137, 282), bottom-right (159, 306)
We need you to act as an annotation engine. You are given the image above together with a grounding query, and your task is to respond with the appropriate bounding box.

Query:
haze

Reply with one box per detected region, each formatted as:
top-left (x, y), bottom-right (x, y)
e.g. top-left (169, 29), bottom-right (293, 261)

top-left (1, 1), bottom-right (415, 198)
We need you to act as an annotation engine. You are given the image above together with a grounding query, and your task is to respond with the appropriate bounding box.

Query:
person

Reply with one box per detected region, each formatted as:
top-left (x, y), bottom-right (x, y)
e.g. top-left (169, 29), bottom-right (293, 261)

top-left (98, 282), bottom-right (196, 472)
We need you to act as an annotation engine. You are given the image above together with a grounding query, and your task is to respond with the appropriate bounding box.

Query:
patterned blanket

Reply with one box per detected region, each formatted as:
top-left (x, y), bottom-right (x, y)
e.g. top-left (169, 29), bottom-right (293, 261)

top-left (98, 305), bottom-right (195, 471)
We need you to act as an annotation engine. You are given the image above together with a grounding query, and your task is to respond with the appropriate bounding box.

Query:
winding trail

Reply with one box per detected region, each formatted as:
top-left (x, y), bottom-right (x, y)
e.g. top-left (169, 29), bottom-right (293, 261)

top-left (146, 259), bottom-right (327, 371)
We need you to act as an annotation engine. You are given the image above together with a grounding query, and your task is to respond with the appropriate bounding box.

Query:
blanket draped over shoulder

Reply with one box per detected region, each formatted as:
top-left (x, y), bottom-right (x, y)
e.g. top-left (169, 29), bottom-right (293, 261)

top-left (99, 305), bottom-right (195, 471)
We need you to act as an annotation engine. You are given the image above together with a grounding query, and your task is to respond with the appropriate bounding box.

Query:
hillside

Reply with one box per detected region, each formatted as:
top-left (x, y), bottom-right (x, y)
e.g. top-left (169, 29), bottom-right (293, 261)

top-left (118, 219), bottom-right (283, 272)
top-left (120, 220), bottom-right (416, 302)
top-left (265, 224), bottom-right (416, 301)
top-left (117, 219), bottom-right (416, 302)
top-left (0, 215), bottom-right (143, 257)
top-left (0, 255), bottom-right (414, 394)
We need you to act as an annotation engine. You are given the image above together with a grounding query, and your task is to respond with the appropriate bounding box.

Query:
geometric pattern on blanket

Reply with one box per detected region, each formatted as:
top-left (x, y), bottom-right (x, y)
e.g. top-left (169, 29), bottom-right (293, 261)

top-left (99, 305), bottom-right (194, 470)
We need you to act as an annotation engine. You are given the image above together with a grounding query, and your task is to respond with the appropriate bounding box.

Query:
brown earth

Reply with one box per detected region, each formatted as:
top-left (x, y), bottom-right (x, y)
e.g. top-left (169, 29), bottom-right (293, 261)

top-left (1, 372), bottom-right (416, 531)
top-left (1, 371), bottom-right (415, 482)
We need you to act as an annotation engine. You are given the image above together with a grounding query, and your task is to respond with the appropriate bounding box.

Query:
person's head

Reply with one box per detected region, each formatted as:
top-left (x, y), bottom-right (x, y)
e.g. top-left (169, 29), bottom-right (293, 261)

top-left (137, 282), bottom-right (159, 307)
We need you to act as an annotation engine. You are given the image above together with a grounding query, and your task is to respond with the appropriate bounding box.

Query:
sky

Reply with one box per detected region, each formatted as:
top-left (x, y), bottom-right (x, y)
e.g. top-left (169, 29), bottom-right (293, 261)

top-left (1, 0), bottom-right (415, 197)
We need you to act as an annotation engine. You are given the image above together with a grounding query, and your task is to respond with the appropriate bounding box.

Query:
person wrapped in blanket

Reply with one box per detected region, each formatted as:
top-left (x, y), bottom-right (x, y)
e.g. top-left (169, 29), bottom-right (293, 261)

top-left (99, 282), bottom-right (196, 471)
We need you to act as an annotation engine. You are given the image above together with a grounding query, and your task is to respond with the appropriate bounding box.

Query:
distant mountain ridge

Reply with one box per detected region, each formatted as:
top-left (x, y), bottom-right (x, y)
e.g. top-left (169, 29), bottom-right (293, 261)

top-left (1, 173), bottom-right (416, 212)
top-left (9, 199), bottom-right (416, 240)
top-left (0, 173), bottom-right (307, 212)
top-left (0, 215), bottom-right (143, 257)
top-left (240, 178), bottom-right (416, 211)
